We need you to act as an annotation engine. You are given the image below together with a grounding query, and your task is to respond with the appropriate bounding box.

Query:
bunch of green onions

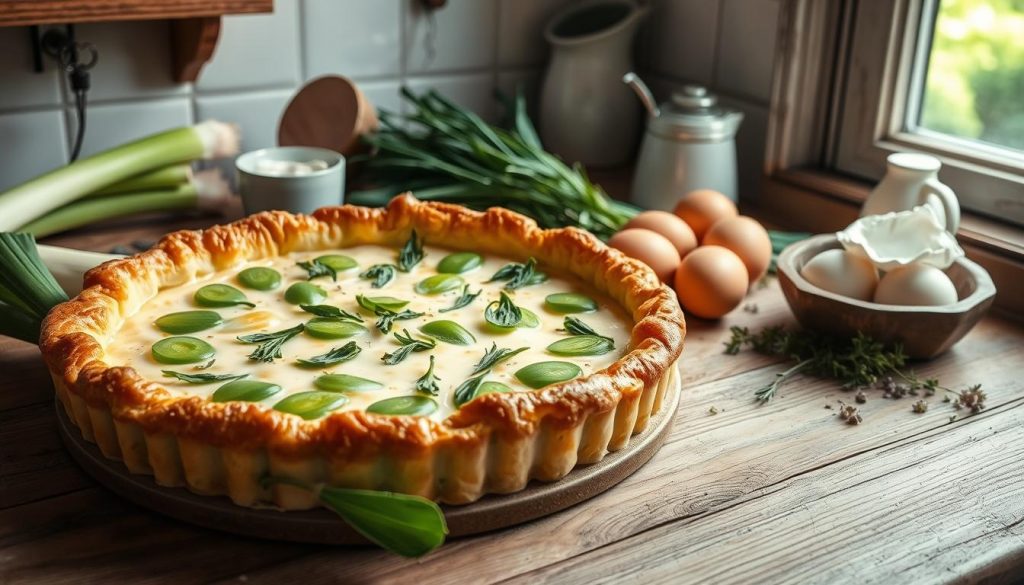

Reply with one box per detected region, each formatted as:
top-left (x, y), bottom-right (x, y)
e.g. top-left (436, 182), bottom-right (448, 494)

top-left (349, 88), bottom-right (638, 240)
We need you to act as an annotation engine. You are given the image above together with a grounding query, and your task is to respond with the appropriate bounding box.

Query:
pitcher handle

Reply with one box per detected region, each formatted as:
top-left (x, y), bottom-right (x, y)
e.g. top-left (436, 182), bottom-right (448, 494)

top-left (918, 178), bottom-right (960, 234)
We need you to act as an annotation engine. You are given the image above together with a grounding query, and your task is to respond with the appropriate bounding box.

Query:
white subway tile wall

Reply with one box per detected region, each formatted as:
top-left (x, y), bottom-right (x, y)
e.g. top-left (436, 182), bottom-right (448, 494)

top-left (0, 0), bottom-right (781, 201)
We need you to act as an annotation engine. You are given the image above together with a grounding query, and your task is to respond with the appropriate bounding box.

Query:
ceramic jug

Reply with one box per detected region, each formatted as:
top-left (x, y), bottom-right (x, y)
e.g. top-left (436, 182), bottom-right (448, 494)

top-left (539, 0), bottom-right (648, 167)
top-left (862, 152), bottom-right (960, 233)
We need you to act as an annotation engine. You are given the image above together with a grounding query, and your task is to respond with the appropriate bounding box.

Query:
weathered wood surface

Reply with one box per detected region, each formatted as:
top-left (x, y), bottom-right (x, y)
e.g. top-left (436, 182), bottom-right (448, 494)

top-left (1, 218), bottom-right (1022, 584)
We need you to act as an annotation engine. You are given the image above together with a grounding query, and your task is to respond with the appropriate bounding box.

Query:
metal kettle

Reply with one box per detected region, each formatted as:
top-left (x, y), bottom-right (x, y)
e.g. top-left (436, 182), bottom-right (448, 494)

top-left (624, 73), bottom-right (744, 210)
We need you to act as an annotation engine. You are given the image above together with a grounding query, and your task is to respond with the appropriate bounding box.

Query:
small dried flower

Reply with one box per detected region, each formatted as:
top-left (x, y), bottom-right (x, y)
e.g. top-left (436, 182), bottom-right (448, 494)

top-left (708, 406), bottom-right (719, 416)
top-left (838, 403), bottom-right (862, 425)
top-left (912, 400), bottom-right (928, 414)
top-left (954, 385), bottom-right (986, 413)
top-left (855, 389), bottom-right (867, 404)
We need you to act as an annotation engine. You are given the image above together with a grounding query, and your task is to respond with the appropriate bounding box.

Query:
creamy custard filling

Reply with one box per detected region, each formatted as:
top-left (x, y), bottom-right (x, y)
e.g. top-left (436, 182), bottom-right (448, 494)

top-left (104, 243), bottom-right (634, 421)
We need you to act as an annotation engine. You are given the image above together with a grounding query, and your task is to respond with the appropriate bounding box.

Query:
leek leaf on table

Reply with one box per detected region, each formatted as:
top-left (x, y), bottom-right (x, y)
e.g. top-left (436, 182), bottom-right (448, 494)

top-left (0, 233), bottom-right (69, 343)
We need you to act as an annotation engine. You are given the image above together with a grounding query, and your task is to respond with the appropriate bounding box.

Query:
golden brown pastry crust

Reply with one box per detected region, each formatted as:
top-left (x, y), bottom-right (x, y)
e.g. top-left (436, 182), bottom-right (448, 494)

top-left (41, 195), bottom-right (685, 463)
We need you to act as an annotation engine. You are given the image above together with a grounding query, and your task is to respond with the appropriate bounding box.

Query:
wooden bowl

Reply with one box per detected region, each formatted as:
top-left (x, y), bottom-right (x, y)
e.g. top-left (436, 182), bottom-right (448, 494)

top-left (278, 75), bottom-right (379, 157)
top-left (776, 234), bottom-right (996, 359)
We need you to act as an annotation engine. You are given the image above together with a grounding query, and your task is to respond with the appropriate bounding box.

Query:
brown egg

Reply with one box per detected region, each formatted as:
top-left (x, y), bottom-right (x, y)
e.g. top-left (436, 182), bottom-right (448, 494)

top-left (672, 189), bottom-right (738, 239)
top-left (673, 246), bottom-right (749, 319)
top-left (608, 228), bottom-right (681, 283)
top-left (623, 211), bottom-right (698, 257)
top-left (702, 216), bottom-right (772, 281)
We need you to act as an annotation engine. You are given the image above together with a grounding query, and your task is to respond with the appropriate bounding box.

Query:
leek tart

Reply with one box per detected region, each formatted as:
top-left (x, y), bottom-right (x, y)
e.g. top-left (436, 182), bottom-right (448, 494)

top-left (41, 195), bottom-right (685, 510)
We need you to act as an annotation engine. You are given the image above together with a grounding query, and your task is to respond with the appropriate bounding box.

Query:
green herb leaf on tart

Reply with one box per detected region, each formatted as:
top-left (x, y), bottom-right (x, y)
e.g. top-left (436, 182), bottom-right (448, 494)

top-left (453, 372), bottom-right (488, 407)
top-left (360, 263), bottom-right (397, 288)
top-left (237, 267), bottom-right (282, 291)
top-left (414, 273), bottom-right (465, 295)
top-left (544, 292), bottom-right (598, 314)
top-left (196, 359), bottom-right (216, 370)
top-left (375, 307), bottom-right (424, 334)
top-left (300, 304), bottom-right (363, 321)
top-left (314, 373), bottom-right (384, 393)
top-left (211, 379), bottom-right (282, 403)
top-left (356, 294), bottom-right (410, 313)
top-left (296, 342), bottom-right (362, 368)
top-left (315, 254), bottom-right (358, 273)
top-left (415, 355), bottom-right (441, 396)
top-left (561, 315), bottom-right (612, 340)
top-left (471, 343), bottom-right (529, 375)
top-left (261, 477), bottom-right (447, 558)
top-left (478, 381), bottom-right (514, 396)
top-left (161, 370), bottom-right (247, 384)
top-left (397, 230), bottom-right (425, 272)
top-left (418, 320), bottom-right (476, 345)
top-left (304, 317), bottom-right (369, 340)
top-left (154, 310), bottom-right (223, 334)
top-left (237, 323), bottom-right (305, 362)
top-left (514, 361), bottom-right (583, 389)
top-left (152, 336), bottom-right (216, 364)
top-left (517, 308), bottom-right (541, 328)
top-left (487, 257), bottom-right (547, 290)
top-left (297, 258), bottom-right (337, 281)
top-left (366, 395), bottom-right (438, 416)
top-left (437, 252), bottom-right (483, 274)
top-left (273, 391), bottom-right (349, 420)
top-left (484, 291), bottom-right (523, 328)
top-left (194, 284), bottom-right (255, 308)
top-left (439, 284), bottom-right (481, 313)
top-left (381, 329), bottom-right (436, 365)
top-left (285, 282), bottom-right (327, 305)
top-left (546, 335), bottom-right (615, 356)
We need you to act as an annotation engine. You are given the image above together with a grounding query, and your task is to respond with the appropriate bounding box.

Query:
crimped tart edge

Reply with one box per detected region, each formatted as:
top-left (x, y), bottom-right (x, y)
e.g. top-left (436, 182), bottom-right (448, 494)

top-left (40, 195), bottom-right (686, 505)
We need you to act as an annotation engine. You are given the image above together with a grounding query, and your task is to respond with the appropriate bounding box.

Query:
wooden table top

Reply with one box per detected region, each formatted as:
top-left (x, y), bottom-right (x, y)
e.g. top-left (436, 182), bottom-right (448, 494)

top-left (2, 209), bottom-right (1023, 584)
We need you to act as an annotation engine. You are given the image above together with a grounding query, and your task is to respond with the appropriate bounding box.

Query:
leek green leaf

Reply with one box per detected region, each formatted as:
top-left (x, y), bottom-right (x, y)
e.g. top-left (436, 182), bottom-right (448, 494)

top-left (195, 284), bottom-right (255, 308)
top-left (414, 274), bottom-right (464, 295)
top-left (437, 252), bottom-right (482, 274)
top-left (154, 310), bottom-right (222, 334)
top-left (285, 282), bottom-right (327, 305)
top-left (315, 373), bottom-right (384, 393)
top-left (418, 319), bottom-right (476, 345)
top-left (546, 335), bottom-right (615, 356)
top-left (211, 379), bottom-right (282, 402)
top-left (367, 395), bottom-right (438, 416)
top-left (304, 317), bottom-right (368, 339)
top-left (514, 361), bottom-right (583, 389)
top-left (273, 391), bottom-right (349, 420)
top-left (544, 292), bottom-right (598, 313)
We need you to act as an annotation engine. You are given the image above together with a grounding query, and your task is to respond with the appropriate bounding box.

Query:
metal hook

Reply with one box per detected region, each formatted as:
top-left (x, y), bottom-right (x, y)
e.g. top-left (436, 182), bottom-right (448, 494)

top-left (58, 41), bottom-right (98, 71)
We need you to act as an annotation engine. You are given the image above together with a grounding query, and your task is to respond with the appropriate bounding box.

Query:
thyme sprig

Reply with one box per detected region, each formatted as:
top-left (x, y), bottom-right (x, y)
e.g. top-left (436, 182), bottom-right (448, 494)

top-left (415, 355), bottom-right (441, 396)
top-left (161, 370), bottom-right (247, 384)
top-left (471, 343), bottom-right (528, 375)
top-left (297, 259), bottom-right (337, 281)
top-left (301, 304), bottom-right (363, 321)
top-left (297, 341), bottom-right (362, 367)
top-left (360, 264), bottom-right (397, 288)
top-left (439, 284), bottom-right (481, 313)
top-left (382, 329), bottom-right (436, 365)
top-left (398, 230), bottom-right (424, 272)
top-left (375, 307), bottom-right (424, 334)
top-left (561, 316), bottom-right (613, 342)
top-left (725, 326), bottom-right (982, 408)
top-left (487, 257), bottom-right (546, 290)
top-left (238, 323), bottom-right (305, 362)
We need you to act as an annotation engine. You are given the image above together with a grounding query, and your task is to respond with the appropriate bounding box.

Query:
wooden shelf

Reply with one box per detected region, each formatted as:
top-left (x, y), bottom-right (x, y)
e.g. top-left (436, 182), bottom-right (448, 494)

top-left (0, 0), bottom-right (271, 27)
top-left (0, 0), bottom-right (272, 82)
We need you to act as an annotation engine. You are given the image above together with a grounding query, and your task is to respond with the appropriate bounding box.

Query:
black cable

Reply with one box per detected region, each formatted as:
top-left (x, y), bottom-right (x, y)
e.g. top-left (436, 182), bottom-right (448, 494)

top-left (70, 88), bottom-right (87, 161)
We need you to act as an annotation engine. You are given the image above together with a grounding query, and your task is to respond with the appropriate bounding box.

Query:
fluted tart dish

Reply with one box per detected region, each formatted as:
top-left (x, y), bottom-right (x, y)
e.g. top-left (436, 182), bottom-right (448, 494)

top-left (40, 195), bottom-right (685, 510)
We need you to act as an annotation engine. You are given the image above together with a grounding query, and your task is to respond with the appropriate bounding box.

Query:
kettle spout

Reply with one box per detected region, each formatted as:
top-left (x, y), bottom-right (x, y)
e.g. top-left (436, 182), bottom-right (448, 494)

top-left (623, 72), bottom-right (659, 117)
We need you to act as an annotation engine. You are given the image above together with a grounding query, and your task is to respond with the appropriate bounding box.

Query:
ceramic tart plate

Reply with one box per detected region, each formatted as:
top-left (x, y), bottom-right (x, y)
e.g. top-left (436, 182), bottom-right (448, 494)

top-left (40, 195), bottom-right (685, 509)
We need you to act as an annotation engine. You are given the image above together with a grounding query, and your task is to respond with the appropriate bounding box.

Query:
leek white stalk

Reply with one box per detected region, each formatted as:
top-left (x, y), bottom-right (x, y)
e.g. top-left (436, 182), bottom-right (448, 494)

top-left (91, 163), bottom-right (192, 197)
top-left (20, 169), bottom-right (233, 238)
top-left (36, 245), bottom-right (122, 296)
top-left (0, 121), bottom-right (239, 231)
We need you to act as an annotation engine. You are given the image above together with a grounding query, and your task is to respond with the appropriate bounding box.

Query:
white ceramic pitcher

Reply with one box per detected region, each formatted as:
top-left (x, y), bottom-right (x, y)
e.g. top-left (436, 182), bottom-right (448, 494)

top-left (539, 0), bottom-right (648, 167)
top-left (861, 152), bottom-right (960, 233)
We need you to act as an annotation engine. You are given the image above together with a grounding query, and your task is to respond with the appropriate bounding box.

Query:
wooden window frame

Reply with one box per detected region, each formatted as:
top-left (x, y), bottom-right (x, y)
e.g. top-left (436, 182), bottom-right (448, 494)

top-left (761, 0), bottom-right (1022, 318)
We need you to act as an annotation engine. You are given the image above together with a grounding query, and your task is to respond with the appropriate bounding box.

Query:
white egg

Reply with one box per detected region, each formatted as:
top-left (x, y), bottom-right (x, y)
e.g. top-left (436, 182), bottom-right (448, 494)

top-left (874, 264), bottom-right (958, 306)
top-left (800, 249), bottom-right (879, 301)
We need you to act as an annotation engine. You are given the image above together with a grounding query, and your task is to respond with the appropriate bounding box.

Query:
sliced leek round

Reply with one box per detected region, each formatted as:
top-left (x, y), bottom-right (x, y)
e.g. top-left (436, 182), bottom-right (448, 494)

top-left (151, 336), bottom-right (216, 364)
top-left (273, 391), bottom-right (349, 420)
top-left (418, 320), bottom-right (476, 345)
top-left (437, 252), bottom-right (483, 274)
top-left (154, 310), bottom-right (222, 334)
top-left (314, 373), bottom-right (384, 393)
top-left (544, 292), bottom-right (598, 314)
top-left (414, 274), bottom-right (465, 295)
top-left (195, 284), bottom-right (255, 308)
top-left (237, 267), bottom-right (282, 291)
top-left (211, 379), bottom-right (282, 403)
top-left (315, 254), bottom-right (358, 272)
top-left (366, 395), bottom-right (438, 416)
top-left (285, 282), bottom-right (327, 305)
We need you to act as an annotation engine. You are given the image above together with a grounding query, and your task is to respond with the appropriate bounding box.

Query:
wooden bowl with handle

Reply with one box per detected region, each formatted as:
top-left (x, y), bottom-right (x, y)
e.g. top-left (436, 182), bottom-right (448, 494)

top-left (776, 234), bottom-right (996, 359)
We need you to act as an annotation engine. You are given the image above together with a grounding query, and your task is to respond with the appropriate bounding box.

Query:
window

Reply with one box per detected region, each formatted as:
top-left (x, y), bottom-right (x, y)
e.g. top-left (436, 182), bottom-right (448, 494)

top-left (828, 0), bottom-right (1024, 226)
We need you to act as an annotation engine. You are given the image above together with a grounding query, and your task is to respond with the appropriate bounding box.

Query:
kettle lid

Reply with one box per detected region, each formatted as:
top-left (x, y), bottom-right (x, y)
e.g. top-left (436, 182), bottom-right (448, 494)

top-left (649, 85), bottom-right (743, 142)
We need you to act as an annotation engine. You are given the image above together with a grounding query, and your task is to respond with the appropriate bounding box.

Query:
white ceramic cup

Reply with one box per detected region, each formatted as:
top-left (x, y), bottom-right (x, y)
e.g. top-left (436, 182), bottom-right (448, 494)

top-left (236, 146), bottom-right (345, 215)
